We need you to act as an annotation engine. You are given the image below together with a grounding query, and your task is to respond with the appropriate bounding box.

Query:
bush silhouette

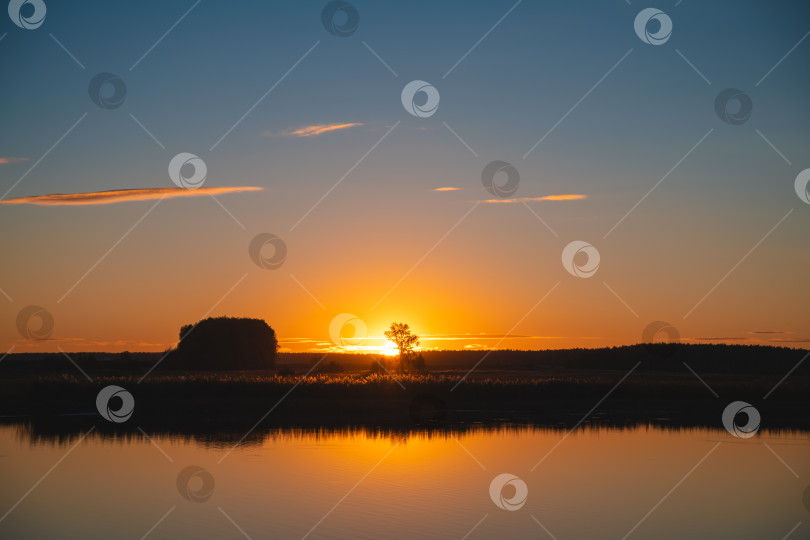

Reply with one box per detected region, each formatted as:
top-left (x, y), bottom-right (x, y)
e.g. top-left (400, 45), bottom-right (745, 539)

top-left (168, 317), bottom-right (278, 370)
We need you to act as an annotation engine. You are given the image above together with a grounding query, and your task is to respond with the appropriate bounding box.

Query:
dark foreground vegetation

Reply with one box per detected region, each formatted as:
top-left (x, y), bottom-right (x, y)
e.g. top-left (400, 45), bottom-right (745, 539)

top-left (1, 344), bottom-right (808, 446)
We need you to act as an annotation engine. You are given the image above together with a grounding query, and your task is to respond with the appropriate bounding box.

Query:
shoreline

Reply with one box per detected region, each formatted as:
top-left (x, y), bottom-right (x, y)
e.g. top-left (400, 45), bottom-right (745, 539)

top-left (2, 370), bottom-right (808, 444)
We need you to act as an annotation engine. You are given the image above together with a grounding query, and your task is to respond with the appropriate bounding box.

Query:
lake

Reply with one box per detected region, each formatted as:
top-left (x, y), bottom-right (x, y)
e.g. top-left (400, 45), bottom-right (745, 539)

top-left (0, 424), bottom-right (807, 539)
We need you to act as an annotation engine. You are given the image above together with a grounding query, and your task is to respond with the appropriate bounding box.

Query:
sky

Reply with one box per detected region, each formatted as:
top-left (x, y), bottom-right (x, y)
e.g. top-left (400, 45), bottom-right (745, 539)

top-left (1, 0), bottom-right (809, 354)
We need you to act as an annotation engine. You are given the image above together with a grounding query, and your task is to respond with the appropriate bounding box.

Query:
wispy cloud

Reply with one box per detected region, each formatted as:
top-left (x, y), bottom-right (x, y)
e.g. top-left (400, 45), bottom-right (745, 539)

top-left (0, 157), bottom-right (29, 164)
top-left (1, 186), bottom-right (262, 206)
top-left (433, 187), bottom-right (461, 191)
top-left (287, 332), bottom-right (565, 354)
top-left (12, 336), bottom-right (169, 349)
top-left (419, 333), bottom-right (562, 341)
top-left (686, 333), bottom-right (810, 345)
top-left (278, 337), bottom-right (321, 344)
top-left (266, 122), bottom-right (364, 138)
top-left (483, 194), bottom-right (586, 204)
top-left (689, 336), bottom-right (751, 342)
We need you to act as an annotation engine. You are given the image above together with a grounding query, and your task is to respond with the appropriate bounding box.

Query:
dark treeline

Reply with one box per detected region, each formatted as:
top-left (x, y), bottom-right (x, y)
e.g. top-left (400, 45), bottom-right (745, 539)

top-left (272, 343), bottom-right (810, 377)
top-left (1, 343), bottom-right (808, 378)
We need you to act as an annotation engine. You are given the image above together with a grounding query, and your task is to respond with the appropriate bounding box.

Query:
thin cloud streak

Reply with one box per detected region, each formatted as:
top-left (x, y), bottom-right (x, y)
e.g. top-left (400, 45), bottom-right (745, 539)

top-left (266, 122), bottom-right (364, 138)
top-left (681, 333), bottom-right (810, 346)
top-left (1, 186), bottom-right (262, 206)
top-left (419, 333), bottom-right (562, 340)
top-left (688, 337), bottom-right (751, 342)
top-left (433, 187), bottom-right (461, 191)
top-left (9, 337), bottom-right (169, 350)
top-left (483, 194), bottom-right (586, 203)
top-left (0, 157), bottom-right (29, 164)
top-left (288, 333), bottom-right (565, 354)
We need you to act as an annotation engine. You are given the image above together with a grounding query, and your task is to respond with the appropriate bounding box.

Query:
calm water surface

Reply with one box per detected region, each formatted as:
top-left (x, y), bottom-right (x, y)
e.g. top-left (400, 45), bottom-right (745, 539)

top-left (1, 425), bottom-right (808, 539)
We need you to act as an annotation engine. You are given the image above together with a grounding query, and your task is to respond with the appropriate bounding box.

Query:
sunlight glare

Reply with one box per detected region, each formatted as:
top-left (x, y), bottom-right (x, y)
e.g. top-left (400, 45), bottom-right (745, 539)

top-left (380, 341), bottom-right (399, 356)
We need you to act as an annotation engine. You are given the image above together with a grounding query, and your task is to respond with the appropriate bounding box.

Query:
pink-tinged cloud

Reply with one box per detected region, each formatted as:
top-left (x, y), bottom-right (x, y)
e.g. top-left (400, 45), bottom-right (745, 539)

top-left (483, 194), bottom-right (586, 203)
top-left (433, 187), bottom-right (461, 191)
top-left (268, 122), bottom-right (364, 137)
top-left (1, 186), bottom-right (263, 206)
top-left (0, 157), bottom-right (29, 164)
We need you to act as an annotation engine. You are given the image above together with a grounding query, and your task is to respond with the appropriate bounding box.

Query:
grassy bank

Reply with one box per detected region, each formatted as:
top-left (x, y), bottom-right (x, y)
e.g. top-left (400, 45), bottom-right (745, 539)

top-left (2, 367), bottom-right (808, 446)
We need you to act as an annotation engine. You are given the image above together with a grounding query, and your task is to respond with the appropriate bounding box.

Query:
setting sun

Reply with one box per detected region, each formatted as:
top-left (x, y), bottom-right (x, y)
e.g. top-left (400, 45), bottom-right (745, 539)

top-left (379, 341), bottom-right (399, 356)
top-left (2, 2), bottom-right (809, 539)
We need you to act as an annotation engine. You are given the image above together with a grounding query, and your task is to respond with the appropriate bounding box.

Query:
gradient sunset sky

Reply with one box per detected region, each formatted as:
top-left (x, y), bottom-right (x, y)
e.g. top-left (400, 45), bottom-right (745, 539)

top-left (1, 0), bottom-right (809, 353)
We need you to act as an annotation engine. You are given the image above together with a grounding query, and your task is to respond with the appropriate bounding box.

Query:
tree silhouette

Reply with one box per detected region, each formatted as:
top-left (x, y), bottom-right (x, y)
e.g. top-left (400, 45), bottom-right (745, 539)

top-left (384, 322), bottom-right (420, 372)
top-left (168, 317), bottom-right (278, 370)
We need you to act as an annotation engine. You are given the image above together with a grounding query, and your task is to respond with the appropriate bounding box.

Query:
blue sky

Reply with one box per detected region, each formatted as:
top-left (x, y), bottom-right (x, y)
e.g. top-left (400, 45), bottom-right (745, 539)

top-left (1, 0), bottom-right (809, 352)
